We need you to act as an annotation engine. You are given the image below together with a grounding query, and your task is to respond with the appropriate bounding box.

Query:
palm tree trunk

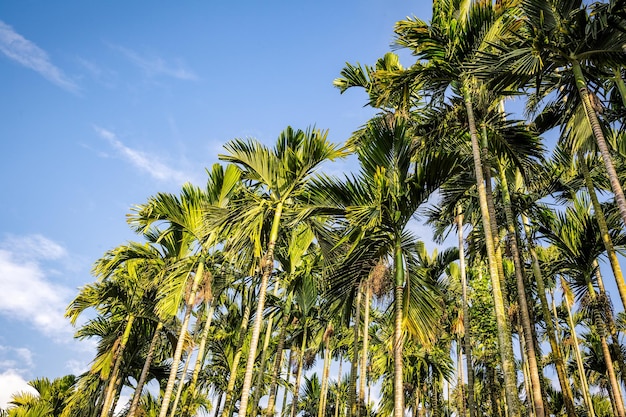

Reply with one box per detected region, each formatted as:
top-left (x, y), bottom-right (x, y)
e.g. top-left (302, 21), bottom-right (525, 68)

top-left (572, 60), bottom-right (626, 229)
top-left (238, 202), bottom-right (284, 417)
top-left (393, 239), bottom-right (405, 417)
top-left (290, 326), bottom-right (308, 417)
top-left (159, 259), bottom-right (205, 417)
top-left (221, 286), bottom-right (252, 417)
top-left (169, 346), bottom-right (193, 417)
top-left (183, 302), bottom-right (216, 417)
top-left (359, 282), bottom-right (371, 412)
top-left (580, 153), bottom-right (626, 311)
top-left (521, 214), bottom-right (577, 417)
top-left (266, 310), bottom-right (290, 416)
top-left (561, 279), bottom-right (596, 417)
top-left (253, 284), bottom-right (281, 414)
top-left (584, 278), bottom-right (626, 417)
top-left (281, 350), bottom-right (294, 417)
top-left (594, 265), bottom-right (626, 387)
top-left (456, 342), bottom-right (467, 417)
top-left (347, 284), bottom-right (361, 417)
top-left (318, 324), bottom-right (333, 417)
top-left (457, 211), bottom-right (476, 417)
top-left (214, 393), bottom-right (225, 417)
top-left (462, 84), bottom-right (520, 417)
top-left (128, 321), bottom-right (164, 417)
top-left (517, 323), bottom-right (535, 417)
top-left (100, 313), bottom-right (135, 417)
top-left (498, 164), bottom-right (545, 417)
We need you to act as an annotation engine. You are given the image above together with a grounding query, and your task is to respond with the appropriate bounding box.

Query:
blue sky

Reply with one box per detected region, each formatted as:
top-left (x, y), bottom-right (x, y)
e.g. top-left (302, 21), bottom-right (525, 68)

top-left (0, 0), bottom-right (429, 406)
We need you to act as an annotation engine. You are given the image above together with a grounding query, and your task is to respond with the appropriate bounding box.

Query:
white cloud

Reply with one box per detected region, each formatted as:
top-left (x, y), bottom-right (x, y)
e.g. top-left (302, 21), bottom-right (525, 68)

top-left (110, 44), bottom-right (198, 81)
top-left (0, 369), bottom-right (36, 410)
top-left (93, 125), bottom-right (191, 184)
top-left (0, 20), bottom-right (79, 93)
top-left (0, 235), bottom-right (74, 339)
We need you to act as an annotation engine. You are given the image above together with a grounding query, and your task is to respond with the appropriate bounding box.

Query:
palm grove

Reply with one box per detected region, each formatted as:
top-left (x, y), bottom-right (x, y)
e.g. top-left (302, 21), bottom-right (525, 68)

top-left (4, 0), bottom-right (626, 416)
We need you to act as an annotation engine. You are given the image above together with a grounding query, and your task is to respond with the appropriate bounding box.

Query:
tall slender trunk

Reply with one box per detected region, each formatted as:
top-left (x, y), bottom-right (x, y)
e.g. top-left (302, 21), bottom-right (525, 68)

top-left (318, 324), bottom-right (333, 417)
top-left (456, 342), bottom-right (467, 417)
top-left (498, 164), bottom-right (545, 417)
top-left (238, 202), bottom-right (284, 417)
top-left (222, 287), bottom-right (252, 417)
top-left (347, 284), bottom-right (361, 417)
top-left (169, 345), bottom-right (193, 417)
top-left (252, 284), bottom-right (281, 414)
top-left (214, 393), bottom-right (225, 417)
top-left (561, 279), bottom-right (596, 417)
top-left (572, 60), bottom-right (626, 229)
top-left (462, 84), bottom-right (520, 416)
top-left (183, 302), bottom-right (216, 417)
top-left (359, 282), bottom-right (371, 412)
top-left (517, 322), bottom-right (535, 417)
top-left (583, 277), bottom-right (626, 417)
top-left (457, 211), bottom-right (476, 417)
top-left (521, 214), bottom-right (577, 417)
top-left (289, 326), bottom-right (308, 417)
top-left (335, 357), bottom-right (343, 417)
top-left (266, 306), bottom-right (291, 416)
top-left (580, 153), bottom-right (626, 311)
top-left (128, 321), bottom-right (164, 417)
top-left (100, 313), bottom-right (136, 417)
top-left (159, 259), bottom-right (205, 417)
top-left (281, 350), bottom-right (294, 417)
top-left (393, 239), bottom-right (405, 417)
top-left (594, 265), bottom-right (626, 387)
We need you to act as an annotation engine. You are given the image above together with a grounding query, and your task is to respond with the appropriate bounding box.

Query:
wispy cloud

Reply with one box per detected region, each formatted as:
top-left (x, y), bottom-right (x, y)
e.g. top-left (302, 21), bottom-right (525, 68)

top-left (0, 235), bottom-right (74, 339)
top-left (0, 20), bottom-right (79, 93)
top-left (110, 44), bottom-right (198, 81)
top-left (94, 125), bottom-right (191, 184)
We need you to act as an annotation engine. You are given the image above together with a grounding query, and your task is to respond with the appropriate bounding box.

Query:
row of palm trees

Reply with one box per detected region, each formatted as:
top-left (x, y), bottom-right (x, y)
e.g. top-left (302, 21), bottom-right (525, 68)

top-left (3, 0), bottom-right (626, 416)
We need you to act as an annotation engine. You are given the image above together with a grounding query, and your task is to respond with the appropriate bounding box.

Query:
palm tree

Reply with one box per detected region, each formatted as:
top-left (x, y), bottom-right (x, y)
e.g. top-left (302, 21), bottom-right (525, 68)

top-left (6, 375), bottom-right (76, 417)
top-left (129, 164), bottom-right (240, 417)
top-left (491, 0), bottom-right (626, 227)
top-left (388, 2), bottom-right (526, 412)
top-left (312, 115), bottom-right (456, 417)
top-left (209, 126), bottom-right (346, 417)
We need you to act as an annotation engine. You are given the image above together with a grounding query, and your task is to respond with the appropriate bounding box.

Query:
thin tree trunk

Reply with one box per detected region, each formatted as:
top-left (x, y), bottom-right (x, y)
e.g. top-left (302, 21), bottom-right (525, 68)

top-left (214, 393), bottom-right (225, 417)
top-left (457, 211), bottom-right (476, 417)
top-left (517, 323), bottom-right (535, 417)
top-left (521, 214), bottom-right (577, 417)
top-left (289, 326), bottom-right (308, 417)
top-left (159, 259), bottom-right (205, 417)
top-left (128, 321), bottom-right (164, 417)
top-left (100, 313), bottom-right (136, 417)
top-left (347, 284), bottom-right (361, 417)
top-left (281, 350), bottom-right (294, 417)
top-left (238, 202), bottom-right (284, 417)
top-left (183, 302), bottom-right (216, 417)
top-left (359, 282), bottom-right (371, 412)
top-left (572, 60), bottom-right (626, 230)
top-left (594, 264), bottom-right (626, 387)
top-left (335, 357), bottom-right (343, 417)
top-left (169, 346), bottom-right (193, 417)
top-left (463, 85), bottom-right (520, 417)
top-left (222, 286), bottom-right (252, 417)
top-left (393, 240), bottom-right (405, 417)
top-left (580, 153), bottom-right (626, 311)
top-left (318, 324), bottom-right (333, 417)
top-left (457, 342), bottom-right (467, 417)
top-left (253, 284), bottom-right (281, 414)
top-left (561, 279), bottom-right (596, 417)
top-left (584, 277), bottom-right (626, 417)
top-left (266, 308), bottom-right (290, 416)
top-left (498, 164), bottom-right (545, 417)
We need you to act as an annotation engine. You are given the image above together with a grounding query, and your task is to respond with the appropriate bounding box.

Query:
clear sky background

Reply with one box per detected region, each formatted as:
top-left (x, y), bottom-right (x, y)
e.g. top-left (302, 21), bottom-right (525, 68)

top-left (0, 0), bottom-right (432, 407)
